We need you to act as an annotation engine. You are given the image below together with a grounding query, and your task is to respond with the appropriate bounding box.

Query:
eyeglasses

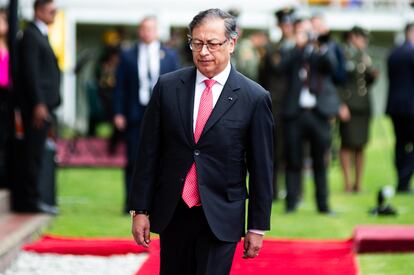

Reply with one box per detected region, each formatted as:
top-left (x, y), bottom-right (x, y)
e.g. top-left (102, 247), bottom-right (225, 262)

top-left (188, 39), bottom-right (228, 52)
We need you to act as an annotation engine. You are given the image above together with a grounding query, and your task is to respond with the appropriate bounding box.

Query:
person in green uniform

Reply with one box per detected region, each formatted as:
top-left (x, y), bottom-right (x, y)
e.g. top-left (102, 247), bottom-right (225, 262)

top-left (338, 26), bottom-right (378, 193)
top-left (260, 7), bottom-right (296, 200)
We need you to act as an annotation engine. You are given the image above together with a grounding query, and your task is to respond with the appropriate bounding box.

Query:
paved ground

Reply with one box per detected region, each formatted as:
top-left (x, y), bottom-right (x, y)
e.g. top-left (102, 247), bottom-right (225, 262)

top-left (1, 251), bottom-right (147, 275)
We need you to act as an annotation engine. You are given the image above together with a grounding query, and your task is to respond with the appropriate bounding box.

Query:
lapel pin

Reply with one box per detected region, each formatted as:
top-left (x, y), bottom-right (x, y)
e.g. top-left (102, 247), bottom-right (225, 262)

top-left (228, 97), bottom-right (233, 101)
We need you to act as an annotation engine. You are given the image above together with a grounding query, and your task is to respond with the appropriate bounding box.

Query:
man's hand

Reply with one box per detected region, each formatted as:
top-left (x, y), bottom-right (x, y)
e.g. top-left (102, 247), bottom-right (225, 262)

top-left (33, 103), bottom-right (49, 129)
top-left (243, 232), bottom-right (263, 259)
top-left (131, 214), bottom-right (151, 248)
top-left (114, 114), bottom-right (126, 131)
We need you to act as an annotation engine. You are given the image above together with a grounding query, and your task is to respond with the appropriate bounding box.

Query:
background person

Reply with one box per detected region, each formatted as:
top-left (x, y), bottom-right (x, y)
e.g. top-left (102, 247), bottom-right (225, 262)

top-left (113, 16), bottom-right (180, 213)
top-left (261, 7), bottom-right (296, 200)
top-left (0, 8), bottom-right (11, 188)
top-left (338, 26), bottom-right (378, 193)
top-left (14, 0), bottom-right (60, 213)
top-left (233, 30), bottom-right (268, 82)
top-left (271, 16), bottom-right (340, 214)
top-left (386, 22), bottom-right (414, 194)
top-left (130, 9), bottom-right (273, 274)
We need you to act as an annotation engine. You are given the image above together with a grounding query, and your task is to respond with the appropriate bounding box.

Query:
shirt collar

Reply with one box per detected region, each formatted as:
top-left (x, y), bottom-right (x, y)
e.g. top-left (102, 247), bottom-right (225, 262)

top-left (196, 62), bottom-right (231, 87)
top-left (34, 19), bottom-right (49, 36)
top-left (140, 40), bottom-right (160, 51)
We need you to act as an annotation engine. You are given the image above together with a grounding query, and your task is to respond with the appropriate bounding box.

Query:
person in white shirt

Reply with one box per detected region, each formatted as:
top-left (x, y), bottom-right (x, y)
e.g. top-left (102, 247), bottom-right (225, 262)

top-left (113, 16), bottom-right (180, 213)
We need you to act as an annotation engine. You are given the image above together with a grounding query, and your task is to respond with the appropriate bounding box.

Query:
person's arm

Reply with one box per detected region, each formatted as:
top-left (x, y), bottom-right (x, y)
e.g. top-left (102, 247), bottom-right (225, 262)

top-left (22, 29), bottom-right (43, 106)
top-left (22, 29), bottom-right (50, 128)
top-left (244, 91), bottom-right (274, 258)
top-left (130, 80), bottom-right (162, 247)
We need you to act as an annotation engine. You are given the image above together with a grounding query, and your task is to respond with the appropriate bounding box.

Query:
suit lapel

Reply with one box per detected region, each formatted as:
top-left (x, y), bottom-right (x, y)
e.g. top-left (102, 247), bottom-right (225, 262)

top-left (133, 43), bottom-right (139, 78)
top-left (201, 67), bottom-right (240, 137)
top-left (176, 68), bottom-right (197, 146)
top-left (30, 22), bottom-right (56, 59)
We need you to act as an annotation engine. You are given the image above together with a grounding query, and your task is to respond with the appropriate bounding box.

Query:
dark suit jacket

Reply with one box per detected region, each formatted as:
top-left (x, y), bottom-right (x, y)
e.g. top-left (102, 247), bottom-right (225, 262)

top-left (113, 43), bottom-right (180, 125)
top-left (272, 45), bottom-right (340, 119)
top-left (129, 66), bottom-right (274, 242)
top-left (17, 22), bottom-right (61, 112)
top-left (386, 42), bottom-right (414, 118)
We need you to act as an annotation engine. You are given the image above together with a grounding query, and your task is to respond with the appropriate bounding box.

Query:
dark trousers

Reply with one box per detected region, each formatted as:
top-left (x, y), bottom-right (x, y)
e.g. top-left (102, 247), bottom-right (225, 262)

top-left (160, 200), bottom-right (237, 275)
top-left (391, 116), bottom-right (414, 192)
top-left (13, 110), bottom-right (52, 210)
top-left (125, 120), bottom-right (142, 212)
top-left (284, 110), bottom-right (331, 212)
top-left (272, 113), bottom-right (284, 200)
top-left (0, 88), bottom-right (13, 188)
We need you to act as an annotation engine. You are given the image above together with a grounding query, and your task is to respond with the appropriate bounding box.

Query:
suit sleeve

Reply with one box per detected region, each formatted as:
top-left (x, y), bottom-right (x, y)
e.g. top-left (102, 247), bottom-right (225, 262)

top-left (171, 50), bottom-right (181, 71)
top-left (113, 52), bottom-right (127, 116)
top-left (246, 91), bottom-right (274, 230)
top-left (21, 30), bottom-right (43, 105)
top-left (128, 80), bottom-right (162, 211)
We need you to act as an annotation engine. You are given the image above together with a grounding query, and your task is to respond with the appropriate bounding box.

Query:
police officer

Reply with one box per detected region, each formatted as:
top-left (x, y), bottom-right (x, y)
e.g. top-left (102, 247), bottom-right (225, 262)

top-left (260, 7), bottom-right (296, 200)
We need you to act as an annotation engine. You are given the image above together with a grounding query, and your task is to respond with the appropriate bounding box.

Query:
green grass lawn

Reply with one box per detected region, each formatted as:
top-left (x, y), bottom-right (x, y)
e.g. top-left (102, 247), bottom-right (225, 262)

top-left (47, 117), bottom-right (414, 274)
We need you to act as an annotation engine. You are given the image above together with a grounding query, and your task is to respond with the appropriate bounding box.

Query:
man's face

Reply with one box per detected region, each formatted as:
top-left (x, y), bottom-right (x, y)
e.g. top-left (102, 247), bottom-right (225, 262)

top-left (190, 18), bottom-right (235, 78)
top-left (138, 18), bottom-right (158, 44)
top-left (36, 2), bottom-right (57, 25)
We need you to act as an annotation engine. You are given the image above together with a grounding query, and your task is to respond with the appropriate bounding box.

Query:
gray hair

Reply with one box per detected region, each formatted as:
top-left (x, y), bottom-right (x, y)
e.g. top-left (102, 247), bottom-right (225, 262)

top-left (188, 9), bottom-right (238, 40)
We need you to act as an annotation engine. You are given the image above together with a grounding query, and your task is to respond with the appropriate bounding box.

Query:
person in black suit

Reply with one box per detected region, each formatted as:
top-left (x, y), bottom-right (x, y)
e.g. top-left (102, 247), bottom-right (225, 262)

top-left (113, 16), bottom-right (180, 213)
top-left (386, 23), bottom-right (414, 194)
top-left (129, 9), bottom-right (274, 274)
top-left (14, 0), bottom-right (60, 213)
top-left (272, 18), bottom-right (340, 213)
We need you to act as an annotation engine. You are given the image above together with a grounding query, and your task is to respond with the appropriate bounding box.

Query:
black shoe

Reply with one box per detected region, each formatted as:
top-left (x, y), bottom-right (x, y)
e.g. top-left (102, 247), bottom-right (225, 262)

top-left (396, 189), bottom-right (414, 195)
top-left (37, 202), bottom-right (59, 215)
top-left (319, 209), bottom-right (337, 216)
top-left (285, 208), bottom-right (296, 214)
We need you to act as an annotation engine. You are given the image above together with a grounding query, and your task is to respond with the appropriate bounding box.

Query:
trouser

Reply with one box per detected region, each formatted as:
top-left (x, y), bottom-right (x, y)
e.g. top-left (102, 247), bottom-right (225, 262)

top-left (160, 200), bottom-right (238, 275)
top-left (0, 88), bottom-right (13, 188)
top-left (125, 120), bottom-right (142, 211)
top-left (13, 109), bottom-right (54, 210)
top-left (284, 110), bottom-right (332, 212)
top-left (272, 113), bottom-right (284, 200)
top-left (391, 116), bottom-right (414, 192)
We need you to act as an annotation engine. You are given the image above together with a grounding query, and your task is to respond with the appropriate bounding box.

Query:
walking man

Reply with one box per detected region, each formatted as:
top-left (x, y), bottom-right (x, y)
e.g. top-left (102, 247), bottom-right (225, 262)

top-left (130, 9), bottom-right (274, 274)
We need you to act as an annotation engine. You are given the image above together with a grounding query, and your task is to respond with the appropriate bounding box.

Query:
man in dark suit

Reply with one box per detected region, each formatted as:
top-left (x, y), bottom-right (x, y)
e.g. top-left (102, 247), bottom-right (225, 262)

top-left (14, 0), bottom-right (60, 213)
top-left (130, 9), bottom-right (274, 274)
top-left (387, 23), bottom-right (414, 194)
top-left (272, 18), bottom-right (340, 213)
top-left (113, 16), bottom-right (180, 212)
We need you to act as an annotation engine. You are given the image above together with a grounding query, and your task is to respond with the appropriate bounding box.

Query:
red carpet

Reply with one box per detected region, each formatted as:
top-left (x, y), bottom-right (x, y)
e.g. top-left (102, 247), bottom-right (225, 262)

top-left (23, 235), bottom-right (147, 256)
top-left (57, 138), bottom-right (126, 167)
top-left (354, 225), bottom-right (414, 253)
top-left (23, 236), bottom-right (358, 275)
top-left (137, 239), bottom-right (357, 275)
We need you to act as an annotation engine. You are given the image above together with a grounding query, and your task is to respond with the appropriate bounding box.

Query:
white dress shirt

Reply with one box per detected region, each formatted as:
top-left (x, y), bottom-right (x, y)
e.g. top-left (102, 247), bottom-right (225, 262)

top-left (193, 62), bottom-right (265, 236)
top-left (138, 41), bottom-right (160, 106)
top-left (34, 19), bottom-right (49, 36)
top-left (193, 62), bottom-right (231, 131)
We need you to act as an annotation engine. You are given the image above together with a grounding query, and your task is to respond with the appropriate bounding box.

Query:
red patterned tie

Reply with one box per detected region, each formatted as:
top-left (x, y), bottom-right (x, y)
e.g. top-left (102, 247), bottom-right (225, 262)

top-left (182, 79), bottom-right (216, 208)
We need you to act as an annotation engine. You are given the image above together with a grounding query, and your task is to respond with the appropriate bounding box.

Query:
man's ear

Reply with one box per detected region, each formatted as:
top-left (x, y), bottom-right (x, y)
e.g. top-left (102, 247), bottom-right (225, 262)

top-left (229, 38), bottom-right (236, 54)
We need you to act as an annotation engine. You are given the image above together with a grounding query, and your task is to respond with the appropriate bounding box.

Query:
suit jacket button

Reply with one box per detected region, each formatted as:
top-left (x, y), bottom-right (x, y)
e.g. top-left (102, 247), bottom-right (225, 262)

top-left (194, 150), bottom-right (200, 156)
